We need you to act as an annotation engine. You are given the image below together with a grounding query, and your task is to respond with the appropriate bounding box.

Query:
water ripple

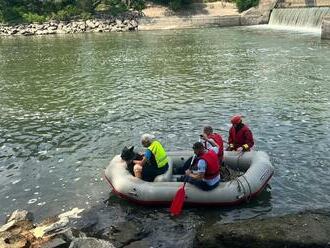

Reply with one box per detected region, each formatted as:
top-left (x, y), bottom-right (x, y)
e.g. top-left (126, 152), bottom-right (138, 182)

top-left (0, 28), bottom-right (329, 221)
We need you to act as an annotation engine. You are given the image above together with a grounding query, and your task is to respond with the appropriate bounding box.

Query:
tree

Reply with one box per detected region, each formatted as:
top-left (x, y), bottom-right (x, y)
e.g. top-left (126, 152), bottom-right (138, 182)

top-left (77, 0), bottom-right (101, 12)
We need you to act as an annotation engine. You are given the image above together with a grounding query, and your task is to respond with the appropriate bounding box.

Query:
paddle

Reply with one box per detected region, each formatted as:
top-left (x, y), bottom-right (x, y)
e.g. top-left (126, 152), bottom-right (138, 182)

top-left (170, 154), bottom-right (196, 216)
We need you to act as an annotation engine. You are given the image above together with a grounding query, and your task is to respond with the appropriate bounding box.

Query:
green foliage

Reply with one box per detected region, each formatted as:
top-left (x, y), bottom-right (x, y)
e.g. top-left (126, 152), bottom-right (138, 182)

top-left (77, 0), bottom-right (94, 12)
top-left (169, 0), bottom-right (180, 10)
top-left (95, 3), bottom-right (111, 12)
top-left (53, 5), bottom-right (81, 21)
top-left (235, 0), bottom-right (259, 12)
top-left (108, 0), bottom-right (128, 16)
top-left (80, 11), bottom-right (92, 20)
top-left (22, 12), bottom-right (46, 23)
top-left (0, 0), bottom-right (143, 23)
top-left (130, 0), bottom-right (145, 11)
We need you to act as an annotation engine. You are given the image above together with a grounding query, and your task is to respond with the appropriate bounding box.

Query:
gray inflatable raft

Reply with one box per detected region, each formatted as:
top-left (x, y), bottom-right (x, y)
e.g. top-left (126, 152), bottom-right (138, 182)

top-left (104, 151), bottom-right (274, 206)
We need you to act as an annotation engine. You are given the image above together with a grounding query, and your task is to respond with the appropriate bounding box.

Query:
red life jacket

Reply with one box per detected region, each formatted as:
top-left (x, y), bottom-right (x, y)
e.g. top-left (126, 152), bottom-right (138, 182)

top-left (200, 149), bottom-right (220, 180)
top-left (228, 125), bottom-right (254, 150)
top-left (208, 133), bottom-right (224, 162)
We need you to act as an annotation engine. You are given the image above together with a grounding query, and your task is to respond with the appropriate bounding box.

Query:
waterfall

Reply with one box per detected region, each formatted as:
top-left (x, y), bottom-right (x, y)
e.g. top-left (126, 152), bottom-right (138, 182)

top-left (268, 7), bottom-right (330, 32)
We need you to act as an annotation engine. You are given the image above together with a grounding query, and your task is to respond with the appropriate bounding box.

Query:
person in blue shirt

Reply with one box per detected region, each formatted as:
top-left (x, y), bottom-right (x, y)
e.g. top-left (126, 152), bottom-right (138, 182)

top-left (178, 142), bottom-right (221, 191)
top-left (133, 134), bottom-right (169, 182)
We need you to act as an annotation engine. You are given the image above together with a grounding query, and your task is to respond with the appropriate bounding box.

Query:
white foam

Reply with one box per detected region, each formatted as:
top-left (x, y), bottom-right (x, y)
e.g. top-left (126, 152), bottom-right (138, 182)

top-left (37, 202), bottom-right (46, 206)
top-left (28, 199), bottom-right (37, 204)
top-left (12, 179), bottom-right (21, 185)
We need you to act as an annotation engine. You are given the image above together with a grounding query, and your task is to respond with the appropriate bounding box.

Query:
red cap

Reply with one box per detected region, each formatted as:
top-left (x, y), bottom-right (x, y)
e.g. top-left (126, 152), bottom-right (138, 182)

top-left (231, 115), bottom-right (242, 124)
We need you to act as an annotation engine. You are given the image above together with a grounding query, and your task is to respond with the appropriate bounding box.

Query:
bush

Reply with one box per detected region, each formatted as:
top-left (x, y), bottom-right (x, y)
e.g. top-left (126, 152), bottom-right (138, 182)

top-left (80, 11), bottom-right (92, 20)
top-left (108, 0), bottom-right (128, 16)
top-left (22, 12), bottom-right (46, 23)
top-left (169, 0), bottom-right (181, 10)
top-left (77, 0), bottom-right (94, 12)
top-left (53, 5), bottom-right (81, 21)
top-left (235, 0), bottom-right (259, 12)
top-left (131, 0), bottom-right (145, 11)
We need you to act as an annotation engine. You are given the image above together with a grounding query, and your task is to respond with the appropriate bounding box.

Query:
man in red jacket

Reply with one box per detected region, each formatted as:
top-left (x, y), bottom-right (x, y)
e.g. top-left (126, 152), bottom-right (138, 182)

top-left (174, 126), bottom-right (224, 175)
top-left (178, 142), bottom-right (220, 191)
top-left (200, 125), bottom-right (224, 163)
top-left (227, 115), bottom-right (254, 152)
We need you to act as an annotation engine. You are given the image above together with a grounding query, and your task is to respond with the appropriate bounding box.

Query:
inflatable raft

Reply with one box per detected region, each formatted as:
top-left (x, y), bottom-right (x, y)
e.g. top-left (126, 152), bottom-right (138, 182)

top-left (104, 151), bottom-right (274, 206)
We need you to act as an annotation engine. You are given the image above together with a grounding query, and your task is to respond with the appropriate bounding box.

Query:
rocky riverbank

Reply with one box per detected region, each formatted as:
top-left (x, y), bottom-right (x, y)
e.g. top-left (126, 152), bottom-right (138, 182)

top-left (1, 206), bottom-right (330, 248)
top-left (0, 13), bottom-right (139, 36)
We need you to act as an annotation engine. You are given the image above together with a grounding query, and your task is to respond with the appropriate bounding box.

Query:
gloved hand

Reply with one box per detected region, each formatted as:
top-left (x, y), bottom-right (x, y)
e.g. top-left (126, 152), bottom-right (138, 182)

top-left (242, 144), bottom-right (249, 151)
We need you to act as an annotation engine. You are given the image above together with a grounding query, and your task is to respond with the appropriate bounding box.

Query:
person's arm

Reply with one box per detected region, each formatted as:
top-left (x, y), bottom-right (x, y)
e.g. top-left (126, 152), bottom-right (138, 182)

top-left (133, 156), bottom-right (147, 166)
top-left (227, 128), bottom-right (235, 151)
top-left (185, 159), bottom-right (206, 180)
top-left (240, 128), bottom-right (254, 151)
top-left (185, 170), bottom-right (204, 180)
top-left (133, 149), bottom-right (151, 166)
top-left (201, 134), bottom-right (219, 148)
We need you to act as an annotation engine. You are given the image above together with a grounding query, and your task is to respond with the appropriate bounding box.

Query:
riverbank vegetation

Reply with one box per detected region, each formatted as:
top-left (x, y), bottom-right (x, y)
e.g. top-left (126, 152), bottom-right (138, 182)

top-left (0, 0), bottom-right (258, 24)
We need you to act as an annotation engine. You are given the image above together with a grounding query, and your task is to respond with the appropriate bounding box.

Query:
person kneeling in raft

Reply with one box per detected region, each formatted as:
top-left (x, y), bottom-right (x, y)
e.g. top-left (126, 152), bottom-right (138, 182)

top-left (178, 142), bottom-right (221, 191)
top-left (227, 115), bottom-right (254, 152)
top-left (133, 134), bottom-right (169, 182)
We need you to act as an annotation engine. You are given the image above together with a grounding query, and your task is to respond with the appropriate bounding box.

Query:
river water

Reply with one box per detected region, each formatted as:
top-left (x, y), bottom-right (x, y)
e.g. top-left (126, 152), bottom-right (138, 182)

top-left (0, 27), bottom-right (330, 233)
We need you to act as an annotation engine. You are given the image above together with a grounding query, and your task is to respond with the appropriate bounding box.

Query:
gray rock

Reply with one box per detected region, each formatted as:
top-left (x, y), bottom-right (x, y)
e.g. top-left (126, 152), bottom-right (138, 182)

top-left (86, 20), bottom-right (95, 29)
top-left (42, 237), bottom-right (68, 248)
top-left (195, 212), bottom-right (330, 248)
top-left (7, 210), bottom-right (33, 223)
top-left (105, 221), bottom-right (150, 247)
top-left (69, 238), bottom-right (115, 248)
top-left (130, 20), bottom-right (138, 27)
top-left (48, 26), bottom-right (57, 31)
top-left (115, 19), bottom-right (122, 26)
top-left (57, 228), bottom-right (87, 242)
top-left (0, 220), bottom-right (16, 232)
top-left (124, 239), bottom-right (151, 248)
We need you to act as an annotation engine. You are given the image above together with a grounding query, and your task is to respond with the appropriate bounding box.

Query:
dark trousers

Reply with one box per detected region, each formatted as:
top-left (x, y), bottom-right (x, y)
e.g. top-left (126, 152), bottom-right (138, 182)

top-left (175, 156), bottom-right (197, 174)
top-left (142, 162), bottom-right (169, 182)
top-left (179, 176), bottom-right (220, 191)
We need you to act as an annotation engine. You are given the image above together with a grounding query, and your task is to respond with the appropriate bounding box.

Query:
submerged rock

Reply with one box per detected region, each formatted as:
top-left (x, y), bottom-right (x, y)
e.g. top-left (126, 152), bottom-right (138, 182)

top-left (69, 237), bottom-right (115, 248)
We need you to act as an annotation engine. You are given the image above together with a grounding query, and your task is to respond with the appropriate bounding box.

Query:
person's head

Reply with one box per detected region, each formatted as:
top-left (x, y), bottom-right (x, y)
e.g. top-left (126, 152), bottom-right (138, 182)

top-left (203, 126), bottom-right (213, 136)
top-left (231, 115), bottom-right (242, 127)
top-left (140, 133), bottom-right (155, 148)
top-left (192, 142), bottom-right (205, 156)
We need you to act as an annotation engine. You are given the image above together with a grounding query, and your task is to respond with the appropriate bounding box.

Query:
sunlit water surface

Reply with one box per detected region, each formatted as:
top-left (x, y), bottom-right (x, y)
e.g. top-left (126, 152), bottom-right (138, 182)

top-left (0, 27), bottom-right (329, 226)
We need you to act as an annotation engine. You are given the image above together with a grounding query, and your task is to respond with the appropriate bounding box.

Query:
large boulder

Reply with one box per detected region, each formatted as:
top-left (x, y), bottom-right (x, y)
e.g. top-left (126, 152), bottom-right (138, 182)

top-left (195, 211), bottom-right (330, 248)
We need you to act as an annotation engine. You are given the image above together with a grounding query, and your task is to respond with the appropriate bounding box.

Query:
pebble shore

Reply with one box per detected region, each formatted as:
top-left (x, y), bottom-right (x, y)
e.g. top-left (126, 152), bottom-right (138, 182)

top-left (0, 13), bottom-right (140, 36)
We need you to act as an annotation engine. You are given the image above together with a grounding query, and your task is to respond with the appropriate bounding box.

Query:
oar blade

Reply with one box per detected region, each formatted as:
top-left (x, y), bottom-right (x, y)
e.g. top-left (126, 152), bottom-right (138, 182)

top-left (170, 185), bottom-right (186, 216)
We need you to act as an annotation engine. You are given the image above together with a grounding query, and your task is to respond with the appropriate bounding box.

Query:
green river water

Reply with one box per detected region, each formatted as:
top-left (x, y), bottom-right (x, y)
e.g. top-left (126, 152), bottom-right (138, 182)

top-left (0, 27), bottom-right (329, 230)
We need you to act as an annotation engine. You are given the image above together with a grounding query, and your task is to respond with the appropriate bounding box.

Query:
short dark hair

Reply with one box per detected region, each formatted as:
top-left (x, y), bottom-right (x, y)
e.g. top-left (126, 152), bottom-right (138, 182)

top-left (192, 142), bottom-right (204, 150)
top-left (203, 126), bottom-right (213, 133)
